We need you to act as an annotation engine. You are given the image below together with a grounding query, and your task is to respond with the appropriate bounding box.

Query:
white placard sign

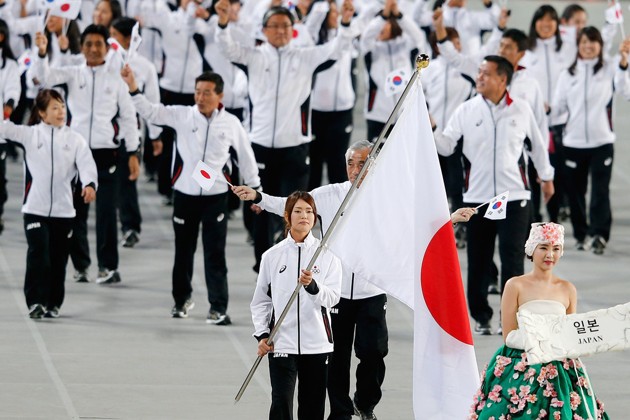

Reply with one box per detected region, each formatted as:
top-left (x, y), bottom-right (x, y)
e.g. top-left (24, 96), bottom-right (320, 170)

top-left (518, 302), bottom-right (630, 364)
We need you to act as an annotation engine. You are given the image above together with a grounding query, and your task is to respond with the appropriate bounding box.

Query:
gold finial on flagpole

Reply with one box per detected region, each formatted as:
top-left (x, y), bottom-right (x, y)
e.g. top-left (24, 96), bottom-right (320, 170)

top-left (416, 54), bottom-right (430, 72)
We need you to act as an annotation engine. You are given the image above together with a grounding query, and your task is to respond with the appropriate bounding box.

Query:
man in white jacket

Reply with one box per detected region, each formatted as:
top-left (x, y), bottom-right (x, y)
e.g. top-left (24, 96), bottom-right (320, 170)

top-left (214, 0), bottom-right (356, 273)
top-left (121, 65), bottom-right (260, 325)
top-left (433, 55), bottom-right (555, 336)
top-left (233, 140), bottom-right (388, 420)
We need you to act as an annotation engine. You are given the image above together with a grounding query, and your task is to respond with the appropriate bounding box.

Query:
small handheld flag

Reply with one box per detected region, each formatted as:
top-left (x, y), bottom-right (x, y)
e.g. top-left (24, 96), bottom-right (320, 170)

top-left (384, 68), bottom-right (410, 97)
top-left (605, 1), bottom-right (624, 24)
top-left (107, 38), bottom-right (126, 57)
top-left (125, 23), bottom-right (142, 65)
top-left (480, 190), bottom-right (509, 220)
top-left (192, 161), bottom-right (233, 191)
top-left (46, 0), bottom-right (81, 20)
top-left (17, 51), bottom-right (33, 76)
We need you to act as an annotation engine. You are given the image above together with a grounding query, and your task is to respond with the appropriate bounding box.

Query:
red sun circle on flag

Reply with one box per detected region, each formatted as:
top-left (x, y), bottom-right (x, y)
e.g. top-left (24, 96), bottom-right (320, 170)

top-left (393, 76), bottom-right (403, 85)
top-left (200, 170), bottom-right (211, 179)
top-left (111, 43), bottom-right (118, 50)
top-left (61, 3), bottom-right (71, 12)
top-left (292, 29), bottom-right (298, 38)
top-left (492, 201), bottom-right (502, 209)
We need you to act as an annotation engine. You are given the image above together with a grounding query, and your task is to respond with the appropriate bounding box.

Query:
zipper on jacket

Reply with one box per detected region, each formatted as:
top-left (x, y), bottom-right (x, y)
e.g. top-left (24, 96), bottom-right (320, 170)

top-left (483, 98), bottom-right (498, 196)
top-left (180, 39), bottom-right (191, 93)
top-left (333, 64), bottom-right (340, 111)
top-left (271, 50), bottom-right (282, 148)
top-left (297, 246), bottom-right (301, 355)
top-left (350, 272), bottom-right (355, 300)
top-left (200, 118), bottom-right (211, 195)
top-left (48, 127), bottom-right (54, 217)
top-left (88, 70), bottom-right (96, 148)
top-left (584, 63), bottom-right (589, 143)
top-left (544, 44), bottom-right (551, 105)
top-left (442, 64), bottom-right (449, 127)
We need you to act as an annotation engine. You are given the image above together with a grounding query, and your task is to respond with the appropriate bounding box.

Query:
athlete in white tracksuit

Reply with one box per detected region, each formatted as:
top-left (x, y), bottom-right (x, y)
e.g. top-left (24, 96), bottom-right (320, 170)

top-left (0, 89), bottom-right (97, 319)
top-left (251, 191), bottom-right (342, 420)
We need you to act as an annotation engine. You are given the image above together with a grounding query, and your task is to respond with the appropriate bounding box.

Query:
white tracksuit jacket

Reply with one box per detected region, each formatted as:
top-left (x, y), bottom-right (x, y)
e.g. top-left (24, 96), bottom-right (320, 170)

top-left (31, 57), bottom-right (140, 153)
top-left (258, 182), bottom-right (385, 300)
top-left (520, 36), bottom-right (577, 126)
top-left (0, 121), bottom-right (98, 218)
top-left (251, 231), bottom-right (342, 354)
top-left (132, 93), bottom-right (260, 196)
top-left (360, 14), bottom-right (427, 124)
top-left (552, 58), bottom-right (628, 149)
top-left (435, 93), bottom-right (554, 203)
top-left (216, 20), bottom-right (354, 148)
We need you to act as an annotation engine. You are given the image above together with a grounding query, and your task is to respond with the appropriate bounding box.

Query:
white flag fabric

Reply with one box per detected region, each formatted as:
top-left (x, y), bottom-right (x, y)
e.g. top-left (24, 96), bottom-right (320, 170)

top-left (605, 2), bottom-right (624, 24)
top-left (17, 51), bottom-right (33, 76)
top-left (125, 23), bottom-right (142, 64)
top-left (384, 68), bottom-right (410, 97)
top-left (327, 81), bottom-right (479, 419)
top-left (192, 160), bottom-right (219, 191)
top-left (483, 190), bottom-right (509, 220)
top-left (45, 0), bottom-right (81, 20)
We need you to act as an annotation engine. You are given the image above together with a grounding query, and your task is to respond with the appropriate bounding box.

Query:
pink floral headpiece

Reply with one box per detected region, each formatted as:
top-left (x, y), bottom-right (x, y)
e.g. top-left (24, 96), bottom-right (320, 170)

top-left (524, 223), bottom-right (565, 257)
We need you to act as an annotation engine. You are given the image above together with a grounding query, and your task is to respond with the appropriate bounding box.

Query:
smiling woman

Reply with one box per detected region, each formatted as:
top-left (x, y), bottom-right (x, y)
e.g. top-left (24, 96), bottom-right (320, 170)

top-left (468, 222), bottom-right (611, 420)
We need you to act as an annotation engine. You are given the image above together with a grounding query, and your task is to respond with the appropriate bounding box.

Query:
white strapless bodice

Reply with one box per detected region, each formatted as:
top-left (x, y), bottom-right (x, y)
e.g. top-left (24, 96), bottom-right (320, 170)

top-left (518, 299), bottom-right (567, 315)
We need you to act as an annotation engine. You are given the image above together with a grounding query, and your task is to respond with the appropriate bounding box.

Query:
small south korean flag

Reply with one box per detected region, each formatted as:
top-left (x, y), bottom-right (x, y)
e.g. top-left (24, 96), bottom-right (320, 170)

top-left (192, 160), bottom-right (219, 191)
top-left (384, 68), bottom-right (410, 97)
top-left (125, 22), bottom-right (142, 64)
top-left (484, 191), bottom-right (509, 220)
top-left (17, 51), bottom-right (32, 76)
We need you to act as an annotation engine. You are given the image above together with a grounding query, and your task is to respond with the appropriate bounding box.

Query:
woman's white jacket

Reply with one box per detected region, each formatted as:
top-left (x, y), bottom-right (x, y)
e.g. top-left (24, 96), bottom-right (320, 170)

top-left (251, 231), bottom-right (342, 355)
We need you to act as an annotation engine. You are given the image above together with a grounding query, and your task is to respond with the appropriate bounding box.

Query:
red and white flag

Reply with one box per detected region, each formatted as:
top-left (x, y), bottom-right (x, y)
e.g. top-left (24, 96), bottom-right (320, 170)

top-left (45, 0), bottom-right (81, 20)
top-left (192, 160), bottom-right (220, 191)
top-left (328, 81), bottom-right (479, 419)
top-left (606, 1), bottom-right (624, 24)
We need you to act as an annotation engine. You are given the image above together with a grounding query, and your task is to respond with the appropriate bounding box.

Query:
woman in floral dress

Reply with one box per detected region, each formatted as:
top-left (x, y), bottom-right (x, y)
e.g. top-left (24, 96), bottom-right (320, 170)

top-left (469, 222), bottom-right (609, 420)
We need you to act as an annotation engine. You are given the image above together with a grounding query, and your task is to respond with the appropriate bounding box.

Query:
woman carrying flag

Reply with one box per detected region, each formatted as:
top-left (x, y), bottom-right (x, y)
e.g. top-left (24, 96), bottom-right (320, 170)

top-left (251, 191), bottom-right (342, 420)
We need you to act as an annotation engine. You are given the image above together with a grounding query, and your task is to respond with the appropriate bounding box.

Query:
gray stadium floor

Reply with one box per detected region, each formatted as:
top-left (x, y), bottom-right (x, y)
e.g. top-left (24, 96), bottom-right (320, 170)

top-left (2, 1), bottom-right (630, 418)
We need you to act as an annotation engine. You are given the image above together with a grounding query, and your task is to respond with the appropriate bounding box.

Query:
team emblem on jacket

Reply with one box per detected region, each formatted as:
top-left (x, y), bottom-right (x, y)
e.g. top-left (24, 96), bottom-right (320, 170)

top-left (312, 266), bottom-right (320, 274)
top-left (279, 265), bottom-right (287, 273)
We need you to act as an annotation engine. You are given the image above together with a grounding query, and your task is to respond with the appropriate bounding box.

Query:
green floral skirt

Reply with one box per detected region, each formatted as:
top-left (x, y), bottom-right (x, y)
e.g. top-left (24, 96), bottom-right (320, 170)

top-left (469, 345), bottom-right (609, 420)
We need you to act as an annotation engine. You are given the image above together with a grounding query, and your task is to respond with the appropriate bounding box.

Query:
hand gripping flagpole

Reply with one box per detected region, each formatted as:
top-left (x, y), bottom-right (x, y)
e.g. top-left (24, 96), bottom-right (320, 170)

top-left (234, 54), bottom-right (431, 403)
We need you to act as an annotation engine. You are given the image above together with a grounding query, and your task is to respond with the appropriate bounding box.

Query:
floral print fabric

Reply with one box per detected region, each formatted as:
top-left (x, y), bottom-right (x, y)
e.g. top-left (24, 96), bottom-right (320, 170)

top-left (469, 345), bottom-right (608, 420)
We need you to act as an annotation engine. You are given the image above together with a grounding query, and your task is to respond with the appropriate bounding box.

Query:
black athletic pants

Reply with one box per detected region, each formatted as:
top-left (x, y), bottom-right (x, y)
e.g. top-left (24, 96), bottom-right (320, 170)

top-left (309, 109), bottom-right (353, 189)
top-left (118, 146), bottom-right (142, 234)
top-left (327, 294), bottom-right (388, 419)
top-left (269, 352), bottom-right (330, 420)
top-left (23, 214), bottom-right (73, 309)
top-left (171, 191), bottom-right (229, 312)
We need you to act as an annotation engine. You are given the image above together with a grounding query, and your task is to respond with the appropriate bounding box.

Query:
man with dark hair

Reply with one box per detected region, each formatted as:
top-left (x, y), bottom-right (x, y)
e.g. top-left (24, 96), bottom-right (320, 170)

top-left (214, 0), bottom-right (356, 273)
top-left (432, 55), bottom-right (555, 336)
top-left (121, 66), bottom-right (260, 325)
top-left (32, 24), bottom-right (140, 284)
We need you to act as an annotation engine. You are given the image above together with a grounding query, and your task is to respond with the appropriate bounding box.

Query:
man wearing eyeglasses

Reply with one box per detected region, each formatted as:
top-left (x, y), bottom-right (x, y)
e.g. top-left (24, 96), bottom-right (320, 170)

top-left (214, 0), bottom-right (356, 273)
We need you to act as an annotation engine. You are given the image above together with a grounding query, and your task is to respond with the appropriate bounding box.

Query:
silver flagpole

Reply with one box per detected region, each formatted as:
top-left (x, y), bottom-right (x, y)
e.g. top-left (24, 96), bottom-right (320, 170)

top-left (235, 54), bottom-right (431, 403)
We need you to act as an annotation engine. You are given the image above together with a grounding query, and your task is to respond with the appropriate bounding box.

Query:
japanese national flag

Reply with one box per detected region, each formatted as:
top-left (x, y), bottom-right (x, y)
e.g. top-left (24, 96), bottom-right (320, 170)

top-left (45, 0), bottom-right (81, 20)
top-left (125, 23), bottom-right (142, 64)
top-left (384, 68), bottom-right (410, 97)
top-left (17, 51), bottom-right (33, 76)
top-left (483, 191), bottom-right (509, 220)
top-left (606, 1), bottom-right (624, 24)
top-left (107, 38), bottom-right (126, 57)
top-left (192, 160), bottom-right (219, 191)
top-left (328, 81), bottom-right (478, 419)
